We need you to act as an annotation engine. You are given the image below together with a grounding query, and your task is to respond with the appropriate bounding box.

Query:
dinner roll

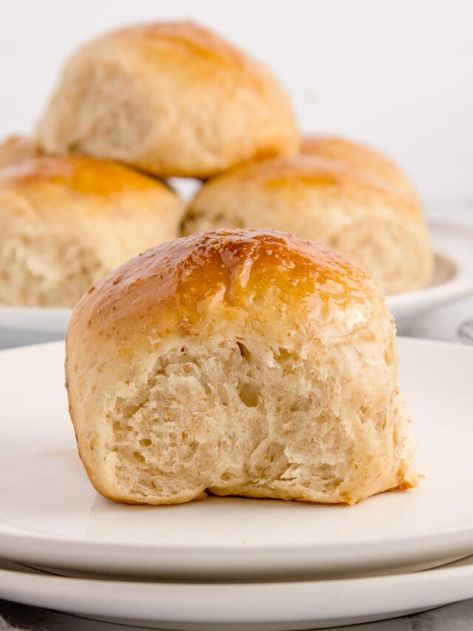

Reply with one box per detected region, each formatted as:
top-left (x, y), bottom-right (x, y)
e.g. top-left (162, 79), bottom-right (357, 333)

top-left (0, 135), bottom-right (40, 170)
top-left (182, 156), bottom-right (432, 294)
top-left (0, 155), bottom-right (183, 308)
top-left (66, 229), bottom-right (418, 506)
top-left (37, 21), bottom-right (299, 178)
top-left (301, 135), bottom-right (417, 200)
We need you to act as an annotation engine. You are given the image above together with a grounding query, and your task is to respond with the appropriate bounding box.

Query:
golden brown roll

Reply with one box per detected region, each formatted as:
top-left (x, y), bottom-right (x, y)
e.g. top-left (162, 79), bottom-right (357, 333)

top-left (0, 155), bottom-right (183, 307)
top-left (182, 156), bottom-right (432, 294)
top-left (0, 135), bottom-right (41, 170)
top-left (37, 21), bottom-right (299, 178)
top-left (66, 229), bottom-right (418, 506)
top-left (301, 135), bottom-right (417, 200)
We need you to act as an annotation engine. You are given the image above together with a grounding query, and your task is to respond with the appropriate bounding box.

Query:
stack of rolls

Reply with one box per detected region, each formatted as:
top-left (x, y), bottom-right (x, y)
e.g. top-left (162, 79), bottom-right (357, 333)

top-left (0, 20), bottom-right (427, 506)
top-left (0, 20), bottom-right (432, 308)
top-left (0, 21), bottom-right (299, 307)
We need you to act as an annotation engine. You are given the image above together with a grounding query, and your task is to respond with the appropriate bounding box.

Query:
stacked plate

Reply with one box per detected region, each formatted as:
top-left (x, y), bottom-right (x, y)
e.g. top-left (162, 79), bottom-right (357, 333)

top-left (1, 220), bottom-right (473, 349)
top-left (1, 336), bottom-right (473, 630)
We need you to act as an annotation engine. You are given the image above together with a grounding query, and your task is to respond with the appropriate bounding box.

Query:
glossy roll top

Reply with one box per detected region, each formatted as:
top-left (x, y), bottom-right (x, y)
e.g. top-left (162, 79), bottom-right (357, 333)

top-left (69, 228), bottom-right (384, 348)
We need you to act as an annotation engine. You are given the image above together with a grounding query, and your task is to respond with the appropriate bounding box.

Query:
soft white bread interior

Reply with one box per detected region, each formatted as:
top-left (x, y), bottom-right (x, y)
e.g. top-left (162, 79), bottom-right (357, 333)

top-left (66, 229), bottom-right (418, 506)
top-left (37, 21), bottom-right (299, 178)
top-left (0, 155), bottom-right (183, 307)
top-left (182, 156), bottom-right (432, 295)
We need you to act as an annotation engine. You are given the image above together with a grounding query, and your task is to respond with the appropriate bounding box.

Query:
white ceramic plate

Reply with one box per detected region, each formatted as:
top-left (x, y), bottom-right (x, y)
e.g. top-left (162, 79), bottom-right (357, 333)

top-left (1, 556), bottom-right (473, 630)
top-left (1, 220), bottom-right (472, 347)
top-left (1, 339), bottom-right (473, 581)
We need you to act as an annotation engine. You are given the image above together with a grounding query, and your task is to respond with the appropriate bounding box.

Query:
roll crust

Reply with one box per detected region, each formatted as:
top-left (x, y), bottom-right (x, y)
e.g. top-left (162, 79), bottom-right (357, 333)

top-left (301, 135), bottom-right (418, 200)
top-left (37, 21), bottom-right (299, 178)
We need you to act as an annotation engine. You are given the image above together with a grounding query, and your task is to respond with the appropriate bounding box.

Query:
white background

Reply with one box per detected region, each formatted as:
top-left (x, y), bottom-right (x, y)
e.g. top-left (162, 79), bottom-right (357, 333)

top-left (0, 0), bottom-right (471, 207)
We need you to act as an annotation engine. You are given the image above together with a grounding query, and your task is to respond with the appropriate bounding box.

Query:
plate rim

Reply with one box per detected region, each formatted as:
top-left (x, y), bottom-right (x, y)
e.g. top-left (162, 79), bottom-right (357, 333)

top-left (1, 555), bottom-right (473, 626)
